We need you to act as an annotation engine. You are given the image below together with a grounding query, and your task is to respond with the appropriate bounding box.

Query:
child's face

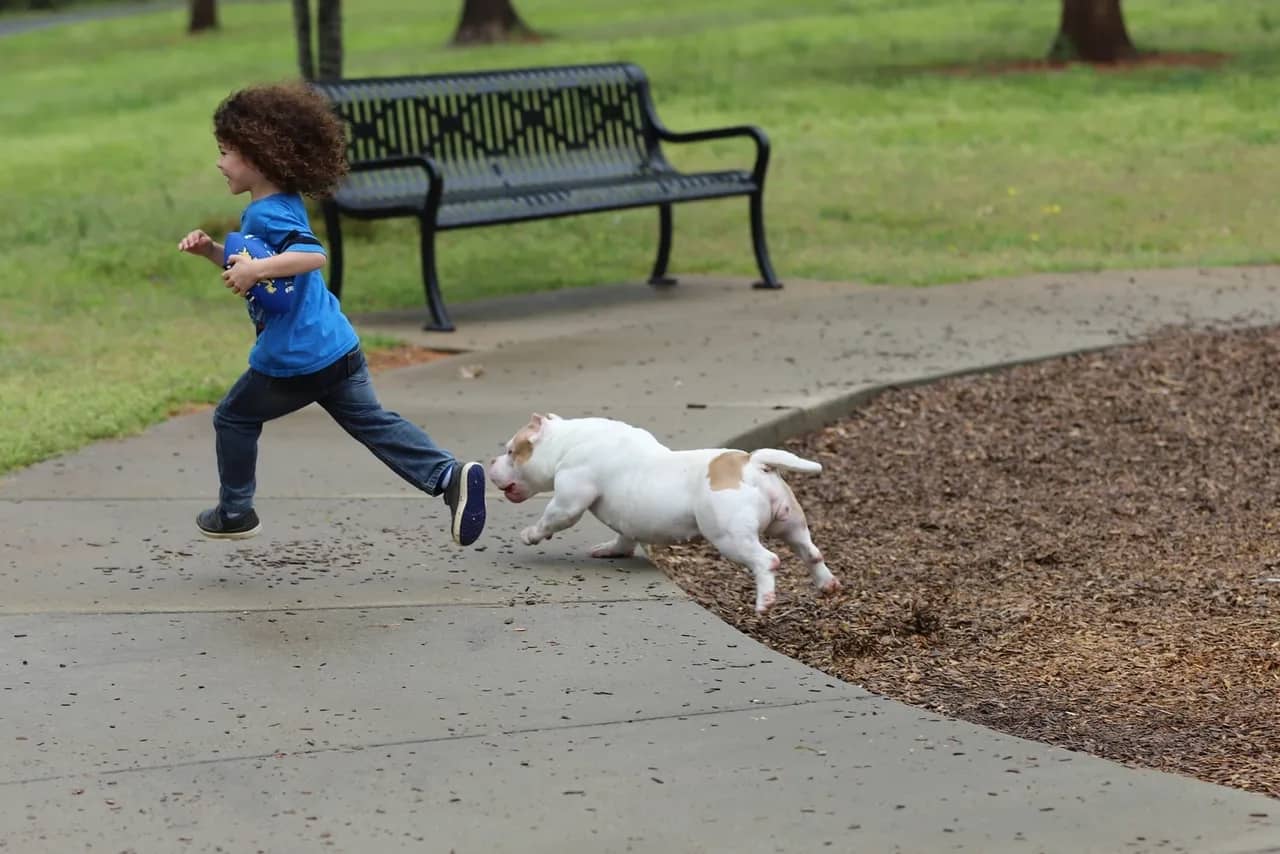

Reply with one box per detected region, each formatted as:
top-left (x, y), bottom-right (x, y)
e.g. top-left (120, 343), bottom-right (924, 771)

top-left (216, 141), bottom-right (265, 196)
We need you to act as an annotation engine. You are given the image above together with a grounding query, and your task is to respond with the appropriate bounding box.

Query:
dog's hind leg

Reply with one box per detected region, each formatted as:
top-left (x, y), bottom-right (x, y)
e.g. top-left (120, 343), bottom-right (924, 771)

top-left (706, 531), bottom-right (782, 614)
top-left (765, 482), bottom-right (840, 596)
top-left (591, 533), bottom-right (637, 558)
top-left (776, 521), bottom-right (840, 596)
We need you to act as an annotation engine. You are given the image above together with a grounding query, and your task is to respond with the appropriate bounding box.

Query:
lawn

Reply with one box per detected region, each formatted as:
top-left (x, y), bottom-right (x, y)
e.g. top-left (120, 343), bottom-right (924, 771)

top-left (2, 0), bottom-right (1278, 474)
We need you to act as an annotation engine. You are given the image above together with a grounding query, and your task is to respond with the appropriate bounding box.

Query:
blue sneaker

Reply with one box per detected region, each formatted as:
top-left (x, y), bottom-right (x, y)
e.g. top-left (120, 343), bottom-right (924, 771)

top-left (443, 461), bottom-right (486, 546)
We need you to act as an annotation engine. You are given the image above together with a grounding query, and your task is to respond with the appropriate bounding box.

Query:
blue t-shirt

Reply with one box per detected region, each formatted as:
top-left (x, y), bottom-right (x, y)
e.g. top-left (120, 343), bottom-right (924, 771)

top-left (238, 193), bottom-right (359, 377)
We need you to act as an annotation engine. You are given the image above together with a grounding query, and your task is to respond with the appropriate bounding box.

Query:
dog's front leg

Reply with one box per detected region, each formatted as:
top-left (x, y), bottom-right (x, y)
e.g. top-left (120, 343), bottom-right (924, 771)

top-left (521, 474), bottom-right (596, 546)
top-left (590, 533), bottom-right (637, 558)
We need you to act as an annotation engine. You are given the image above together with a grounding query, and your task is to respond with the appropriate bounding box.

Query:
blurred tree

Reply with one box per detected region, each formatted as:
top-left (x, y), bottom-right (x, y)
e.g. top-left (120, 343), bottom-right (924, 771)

top-left (1050, 0), bottom-right (1136, 62)
top-left (317, 0), bottom-right (343, 79)
top-left (188, 0), bottom-right (217, 33)
top-left (452, 0), bottom-right (538, 45)
top-left (292, 0), bottom-right (343, 80)
top-left (292, 0), bottom-right (314, 79)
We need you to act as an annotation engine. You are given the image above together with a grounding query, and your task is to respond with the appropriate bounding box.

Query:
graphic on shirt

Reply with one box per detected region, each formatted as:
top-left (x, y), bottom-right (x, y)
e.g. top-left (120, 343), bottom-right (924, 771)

top-left (223, 231), bottom-right (296, 313)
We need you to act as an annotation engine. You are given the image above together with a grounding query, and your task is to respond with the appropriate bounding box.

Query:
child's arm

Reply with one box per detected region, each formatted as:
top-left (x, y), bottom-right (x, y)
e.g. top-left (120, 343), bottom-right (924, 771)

top-left (221, 250), bottom-right (326, 297)
top-left (178, 230), bottom-right (225, 268)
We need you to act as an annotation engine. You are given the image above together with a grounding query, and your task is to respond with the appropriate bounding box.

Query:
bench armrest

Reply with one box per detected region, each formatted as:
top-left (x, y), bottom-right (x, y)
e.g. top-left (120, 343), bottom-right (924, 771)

top-left (653, 124), bottom-right (770, 184)
top-left (349, 155), bottom-right (445, 213)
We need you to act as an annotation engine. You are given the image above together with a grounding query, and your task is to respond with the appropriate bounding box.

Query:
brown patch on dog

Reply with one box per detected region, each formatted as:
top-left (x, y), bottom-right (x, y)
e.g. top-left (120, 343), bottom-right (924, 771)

top-left (708, 451), bottom-right (750, 490)
top-left (512, 421), bottom-right (539, 464)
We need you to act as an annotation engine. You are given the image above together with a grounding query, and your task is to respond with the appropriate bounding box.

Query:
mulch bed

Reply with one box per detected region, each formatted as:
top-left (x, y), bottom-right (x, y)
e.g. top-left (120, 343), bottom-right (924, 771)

top-left (652, 324), bottom-right (1280, 799)
top-left (362, 343), bottom-right (454, 373)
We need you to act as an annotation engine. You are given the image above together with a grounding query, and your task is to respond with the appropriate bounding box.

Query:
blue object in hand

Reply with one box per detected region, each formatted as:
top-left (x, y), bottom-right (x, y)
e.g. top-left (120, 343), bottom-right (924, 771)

top-left (222, 231), bottom-right (296, 313)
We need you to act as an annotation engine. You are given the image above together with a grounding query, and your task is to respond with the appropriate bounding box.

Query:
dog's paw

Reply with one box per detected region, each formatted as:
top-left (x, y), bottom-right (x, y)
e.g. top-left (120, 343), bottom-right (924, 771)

top-left (590, 541), bottom-right (635, 558)
top-left (818, 577), bottom-right (842, 596)
top-left (754, 590), bottom-right (777, 614)
top-left (520, 526), bottom-right (543, 546)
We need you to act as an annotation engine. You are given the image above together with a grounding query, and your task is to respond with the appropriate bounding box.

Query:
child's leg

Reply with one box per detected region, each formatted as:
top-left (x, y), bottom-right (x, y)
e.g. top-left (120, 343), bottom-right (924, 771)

top-left (318, 350), bottom-right (485, 546)
top-left (213, 369), bottom-right (317, 513)
top-left (316, 352), bottom-right (456, 494)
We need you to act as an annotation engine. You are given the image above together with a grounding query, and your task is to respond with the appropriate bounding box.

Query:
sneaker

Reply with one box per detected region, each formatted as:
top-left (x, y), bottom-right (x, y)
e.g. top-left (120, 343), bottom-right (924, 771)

top-left (196, 507), bottom-right (262, 540)
top-left (443, 461), bottom-right (486, 546)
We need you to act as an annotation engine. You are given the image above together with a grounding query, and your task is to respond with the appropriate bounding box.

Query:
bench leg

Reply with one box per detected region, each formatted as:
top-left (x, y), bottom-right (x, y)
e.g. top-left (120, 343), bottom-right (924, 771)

top-left (648, 203), bottom-right (676, 286)
top-left (322, 202), bottom-right (345, 299)
top-left (749, 191), bottom-right (782, 289)
top-left (418, 217), bottom-right (455, 332)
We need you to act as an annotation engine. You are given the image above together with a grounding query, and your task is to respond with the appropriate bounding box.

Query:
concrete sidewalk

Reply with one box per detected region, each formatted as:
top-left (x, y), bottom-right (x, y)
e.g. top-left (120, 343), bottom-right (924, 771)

top-left (2, 268), bottom-right (1278, 853)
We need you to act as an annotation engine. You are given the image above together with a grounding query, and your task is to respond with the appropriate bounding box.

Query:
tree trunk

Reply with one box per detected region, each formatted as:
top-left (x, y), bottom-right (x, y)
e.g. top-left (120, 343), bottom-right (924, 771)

top-left (317, 0), bottom-right (343, 81)
top-left (1049, 0), bottom-right (1136, 63)
top-left (188, 0), bottom-right (217, 34)
top-left (291, 0), bottom-right (315, 80)
top-left (452, 0), bottom-right (537, 46)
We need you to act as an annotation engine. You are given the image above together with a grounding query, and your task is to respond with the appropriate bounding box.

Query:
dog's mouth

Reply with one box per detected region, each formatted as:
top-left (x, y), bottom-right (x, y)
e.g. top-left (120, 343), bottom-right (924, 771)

top-left (499, 482), bottom-right (526, 503)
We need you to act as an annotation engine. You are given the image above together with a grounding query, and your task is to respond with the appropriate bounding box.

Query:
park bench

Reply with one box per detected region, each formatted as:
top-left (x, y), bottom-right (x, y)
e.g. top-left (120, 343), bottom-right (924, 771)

top-left (312, 62), bottom-right (780, 331)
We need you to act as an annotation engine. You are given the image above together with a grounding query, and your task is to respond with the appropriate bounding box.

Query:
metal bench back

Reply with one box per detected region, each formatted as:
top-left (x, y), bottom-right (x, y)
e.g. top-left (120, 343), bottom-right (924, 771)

top-left (313, 63), bottom-right (663, 196)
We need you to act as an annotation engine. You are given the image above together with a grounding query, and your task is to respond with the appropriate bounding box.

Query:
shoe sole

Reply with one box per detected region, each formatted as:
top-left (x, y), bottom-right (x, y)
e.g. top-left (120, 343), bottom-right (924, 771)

top-left (451, 462), bottom-right (487, 547)
top-left (198, 521), bottom-right (262, 540)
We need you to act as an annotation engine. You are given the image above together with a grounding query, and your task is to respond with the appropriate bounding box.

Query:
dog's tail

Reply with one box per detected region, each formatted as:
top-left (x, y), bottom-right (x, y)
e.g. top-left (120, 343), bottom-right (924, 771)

top-left (749, 448), bottom-right (822, 474)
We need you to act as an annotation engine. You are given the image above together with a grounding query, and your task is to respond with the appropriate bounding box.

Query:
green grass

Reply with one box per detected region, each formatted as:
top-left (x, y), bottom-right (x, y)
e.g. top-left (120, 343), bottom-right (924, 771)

top-left (2, 0), bottom-right (1279, 474)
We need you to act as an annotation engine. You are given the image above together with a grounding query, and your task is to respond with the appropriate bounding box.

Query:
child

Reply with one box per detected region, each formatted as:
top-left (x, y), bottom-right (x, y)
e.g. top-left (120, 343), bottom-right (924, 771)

top-left (178, 82), bottom-right (486, 546)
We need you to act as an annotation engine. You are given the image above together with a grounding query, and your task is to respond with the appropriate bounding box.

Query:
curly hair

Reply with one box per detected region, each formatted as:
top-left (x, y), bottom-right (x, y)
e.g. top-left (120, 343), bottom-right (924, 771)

top-left (213, 82), bottom-right (349, 198)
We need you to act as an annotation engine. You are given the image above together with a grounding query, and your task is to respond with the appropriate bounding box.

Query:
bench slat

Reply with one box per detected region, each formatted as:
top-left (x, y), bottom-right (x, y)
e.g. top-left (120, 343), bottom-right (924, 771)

top-left (332, 168), bottom-right (756, 227)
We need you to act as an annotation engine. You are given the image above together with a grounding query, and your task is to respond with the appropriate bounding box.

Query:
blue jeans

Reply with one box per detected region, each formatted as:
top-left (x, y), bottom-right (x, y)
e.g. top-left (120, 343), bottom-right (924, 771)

top-left (212, 348), bottom-right (456, 513)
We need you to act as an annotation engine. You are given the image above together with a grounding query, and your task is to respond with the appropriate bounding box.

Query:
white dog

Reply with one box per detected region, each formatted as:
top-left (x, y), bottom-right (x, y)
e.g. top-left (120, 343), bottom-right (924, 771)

top-left (487, 414), bottom-right (841, 613)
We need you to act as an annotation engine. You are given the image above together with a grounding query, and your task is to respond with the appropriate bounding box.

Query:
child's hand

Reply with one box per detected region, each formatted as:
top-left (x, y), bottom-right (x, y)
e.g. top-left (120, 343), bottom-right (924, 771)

top-left (178, 229), bottom-right (215, 258)
top-left (221, 253), bottom-right (263, 297)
